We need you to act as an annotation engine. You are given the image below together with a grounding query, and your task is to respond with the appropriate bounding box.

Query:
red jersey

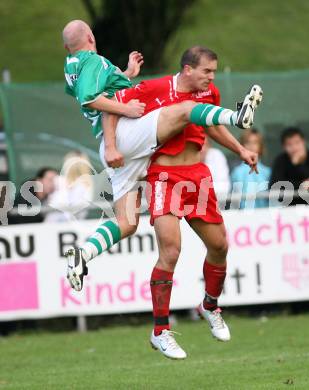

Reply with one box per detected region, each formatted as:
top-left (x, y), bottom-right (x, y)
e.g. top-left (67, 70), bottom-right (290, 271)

top-left (115, 74), bottom-right (220, 157)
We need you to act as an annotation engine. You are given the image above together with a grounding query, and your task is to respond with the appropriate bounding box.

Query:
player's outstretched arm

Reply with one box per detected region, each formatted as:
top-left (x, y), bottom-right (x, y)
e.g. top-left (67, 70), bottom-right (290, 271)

top-left (206, 125), bottom-right (259, 174)
top-left (123, 51), bottom-right (144, 79)
top-left (102, 113), bottom-right (124, 168)
top-left (87, 96), bottom-right (145, 118)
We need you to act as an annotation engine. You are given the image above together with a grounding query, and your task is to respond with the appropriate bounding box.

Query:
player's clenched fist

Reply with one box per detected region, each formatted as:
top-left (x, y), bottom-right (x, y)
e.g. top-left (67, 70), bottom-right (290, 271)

top-left (240, 149), bottom-right (259, 174)
top-left (124, 99), bottom-right (146, 118)
top-left (105, 147), bottom-right (125, 168)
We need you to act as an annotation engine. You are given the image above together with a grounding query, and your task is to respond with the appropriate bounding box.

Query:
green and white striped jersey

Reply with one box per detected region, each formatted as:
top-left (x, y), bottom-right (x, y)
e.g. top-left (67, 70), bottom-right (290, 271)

top-left (64, 50), bottom-right (132, 137)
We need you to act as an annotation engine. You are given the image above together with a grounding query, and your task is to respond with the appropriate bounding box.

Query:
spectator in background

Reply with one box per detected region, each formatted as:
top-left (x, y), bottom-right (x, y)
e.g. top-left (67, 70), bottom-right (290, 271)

top-left (201, 137), bottom-right (230, 196)
top-left (8, 167), bottom-right (58, 224)
top-left (231, 129), bottom-right (271, 209)
top-left (269, 127), bottom-right (309, 205)
top-left (46, 151), bottom-right (94, 221)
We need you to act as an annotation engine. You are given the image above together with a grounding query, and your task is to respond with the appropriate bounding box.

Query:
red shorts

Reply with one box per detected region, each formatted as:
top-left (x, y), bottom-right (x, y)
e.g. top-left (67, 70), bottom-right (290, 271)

top-left (146, 162), bottom-right (223, 225)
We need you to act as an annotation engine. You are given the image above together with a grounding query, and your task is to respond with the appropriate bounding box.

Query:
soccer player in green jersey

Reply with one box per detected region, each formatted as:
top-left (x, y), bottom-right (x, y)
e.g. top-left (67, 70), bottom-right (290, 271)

top-left (63, 20), bottom-right (146, 139)
top-left (62, 20), bottom-right (263, 293)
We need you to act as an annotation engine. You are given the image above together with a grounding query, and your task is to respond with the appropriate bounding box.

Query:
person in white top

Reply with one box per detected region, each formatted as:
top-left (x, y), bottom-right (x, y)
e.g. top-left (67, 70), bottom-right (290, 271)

top-left (46, 151), bottom-right (93, 222)
top-left (201, 137), bottom-right (231, 197)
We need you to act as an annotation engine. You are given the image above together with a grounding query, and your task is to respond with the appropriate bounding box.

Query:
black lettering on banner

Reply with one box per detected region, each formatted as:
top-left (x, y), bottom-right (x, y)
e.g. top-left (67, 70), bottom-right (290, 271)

top-left (127, 233), bottom-right (155, 253)
top-left (230, 268), bottom-right (246, 294)
top-left (200, 263), bottom-right (262, 297)
top-left (59, 232), bottom-right (78, 257)
top-left (15, 235), bottom-right (34, 257)
top-left (108, 240), bottom-right (122, 255)
top-left (108, 233), bottom-right (155, 255)
top-left (0, 237), bottom-right (11, 259)
top-left (256, 263), bottom-right (262, 293)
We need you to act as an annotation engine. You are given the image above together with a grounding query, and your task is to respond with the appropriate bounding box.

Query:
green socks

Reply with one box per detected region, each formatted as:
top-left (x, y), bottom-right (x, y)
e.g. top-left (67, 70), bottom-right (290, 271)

top-left (81, 220), bottom-right (121, 262)
top-left (190, 103), bottom-right (237, 126)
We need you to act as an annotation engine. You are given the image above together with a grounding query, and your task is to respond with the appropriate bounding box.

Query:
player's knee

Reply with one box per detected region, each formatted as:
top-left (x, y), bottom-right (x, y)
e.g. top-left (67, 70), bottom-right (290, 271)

top-left (178, 100), bottom-right (197, 119)
top-left (159, 242), bottom-right (181, 267)
top-left (125, 223), bottom-right (138, 237)
top-left (208, 237), bottom-right (229, 259)
top-left (117, 217), bottom-right (138, 238)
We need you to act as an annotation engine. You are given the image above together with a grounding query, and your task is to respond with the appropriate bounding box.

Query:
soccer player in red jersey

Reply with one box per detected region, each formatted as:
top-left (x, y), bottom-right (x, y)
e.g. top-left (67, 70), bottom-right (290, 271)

top-left (112, 47), bottom-right (260, 359)
top-left (64, 23), bottom-right (263, 358)
top-left (65, 28), bottom-right (263, 297)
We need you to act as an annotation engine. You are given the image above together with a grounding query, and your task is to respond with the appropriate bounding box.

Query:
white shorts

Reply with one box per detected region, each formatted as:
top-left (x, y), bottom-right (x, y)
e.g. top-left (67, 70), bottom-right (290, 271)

top-left (99, 108), bottom-right (161, 201)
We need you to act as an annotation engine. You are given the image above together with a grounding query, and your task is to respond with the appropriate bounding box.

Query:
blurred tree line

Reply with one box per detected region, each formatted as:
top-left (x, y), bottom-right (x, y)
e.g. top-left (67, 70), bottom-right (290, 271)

top-left (82, 0), bottom-right (196, 73)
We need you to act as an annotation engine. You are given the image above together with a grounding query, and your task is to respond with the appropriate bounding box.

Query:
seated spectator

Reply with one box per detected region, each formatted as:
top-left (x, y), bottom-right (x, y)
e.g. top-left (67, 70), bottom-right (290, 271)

top-left (46, 151), bottom-right (93, 222)
top-left (269, 127), bottom-right (309, 205)
top-left (201, 137), bottom-right (230, 197)
top-left (231, 129), bottom-right (271, 209)
top-left (8, 167), bottom-right (58, 224)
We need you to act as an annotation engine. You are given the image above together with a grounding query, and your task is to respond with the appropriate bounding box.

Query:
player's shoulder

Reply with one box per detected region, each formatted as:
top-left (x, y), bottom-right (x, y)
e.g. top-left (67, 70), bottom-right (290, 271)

top-left (80, 51), bottom-right (112, 70)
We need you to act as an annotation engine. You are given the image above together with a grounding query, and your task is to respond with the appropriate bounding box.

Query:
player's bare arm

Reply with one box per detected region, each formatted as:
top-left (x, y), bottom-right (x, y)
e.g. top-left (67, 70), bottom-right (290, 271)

top-left (206, 125), bottom-right (259, 173)
top-left (87, 96), bottom-right (145, 118)
top-left (103, 112), bottom-right (125, 168)
top-left (101, 95), bottom-right (146, 168)
top-left (101, 51), bottom-right (144, 168)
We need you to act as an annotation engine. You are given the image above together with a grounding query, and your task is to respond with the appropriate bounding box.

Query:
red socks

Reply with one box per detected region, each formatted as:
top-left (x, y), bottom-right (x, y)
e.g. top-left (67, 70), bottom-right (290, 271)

top-left (150, 267), bottom-right (173, 336)
top-left (203, 260), bottom-right (226, 311)
top-left (150, 261), bottom-right (225, 334)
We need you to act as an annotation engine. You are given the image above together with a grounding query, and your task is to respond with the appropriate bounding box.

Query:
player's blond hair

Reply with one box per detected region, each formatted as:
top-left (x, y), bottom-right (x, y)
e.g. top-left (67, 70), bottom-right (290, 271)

top-left (240, 129), bottom-right (265, 157)
top-left (62, 151), bottom-right (93, 189)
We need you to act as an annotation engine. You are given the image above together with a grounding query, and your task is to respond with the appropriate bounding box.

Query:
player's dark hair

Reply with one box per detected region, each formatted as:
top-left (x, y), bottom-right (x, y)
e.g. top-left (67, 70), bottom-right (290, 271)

top-left (280, 127), bottom-right (305, 144)
top-left (36, 167), bottom-right (58, 179)
top-left (180, 46), bottom-right (218, 70)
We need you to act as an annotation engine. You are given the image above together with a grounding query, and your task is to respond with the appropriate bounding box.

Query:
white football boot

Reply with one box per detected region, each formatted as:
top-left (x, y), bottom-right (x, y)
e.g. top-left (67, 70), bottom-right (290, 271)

top-left (65, 246), bottom-right (88, 291)
top-left (197, 304), bottom-right (231, 342)
top-left (236, 84), bottom-right (263, 129)
top-left (150, 330), bottom-right (187, 360)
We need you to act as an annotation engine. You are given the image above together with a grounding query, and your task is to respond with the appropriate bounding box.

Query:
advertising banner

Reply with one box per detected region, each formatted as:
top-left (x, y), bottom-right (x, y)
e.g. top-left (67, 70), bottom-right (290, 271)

top-left (0, 206), bottom-right (308, 320)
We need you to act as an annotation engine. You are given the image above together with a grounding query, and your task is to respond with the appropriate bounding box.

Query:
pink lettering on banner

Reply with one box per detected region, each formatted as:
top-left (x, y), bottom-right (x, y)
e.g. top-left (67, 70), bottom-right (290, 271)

top-left (299, 216), bottom-right (309, 242)
top-left (96, 283), bottom-right (113, 304)
top-left (60, 273), bottom-right (179, 307)
top-left (282, 254), bottom-right (309, 289)
top-left (0, 262), bottom-right (39, 311)
top-left (255, 225), bottom-right (272, 246)
top-left (140, 281), bottom-right (151, 301)
top-left (60, 278), bottom-right (81, 306)
top-left (234, 226), bottom-right (252, 247)
top-left (116, 272), bottom-right (136, 302)
top-left (277, 215), bottom-right (295, 244)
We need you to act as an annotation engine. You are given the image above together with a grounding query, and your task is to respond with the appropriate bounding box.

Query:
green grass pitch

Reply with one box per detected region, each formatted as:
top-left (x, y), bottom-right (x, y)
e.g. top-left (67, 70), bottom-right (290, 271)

top-left (1, 314), bottom-right (309, 389)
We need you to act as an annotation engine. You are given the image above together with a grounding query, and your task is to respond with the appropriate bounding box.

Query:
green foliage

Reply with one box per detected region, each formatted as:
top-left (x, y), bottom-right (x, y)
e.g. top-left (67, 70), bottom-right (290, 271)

top-left (164, 0), bottom-right (309, 72)
top-left (83, 0), bottom-right (196, 73)
top-left (1, 0), bottom-right (309, 82)
top-left (0, 1), bottom-right (89, 82)
top-left (0, 315), bottom-right (309, 389)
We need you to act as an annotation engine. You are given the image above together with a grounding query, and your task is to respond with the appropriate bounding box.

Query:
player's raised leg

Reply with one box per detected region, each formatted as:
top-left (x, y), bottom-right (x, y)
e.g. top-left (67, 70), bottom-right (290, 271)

top-left (66, 190), bottom-right (141, 291)
top-left (189, 219), bottom-right (231, 341)
top-left (149, 214), bottom-right (187, 359)
top-left (156, 84), bottom-right (263, 144)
